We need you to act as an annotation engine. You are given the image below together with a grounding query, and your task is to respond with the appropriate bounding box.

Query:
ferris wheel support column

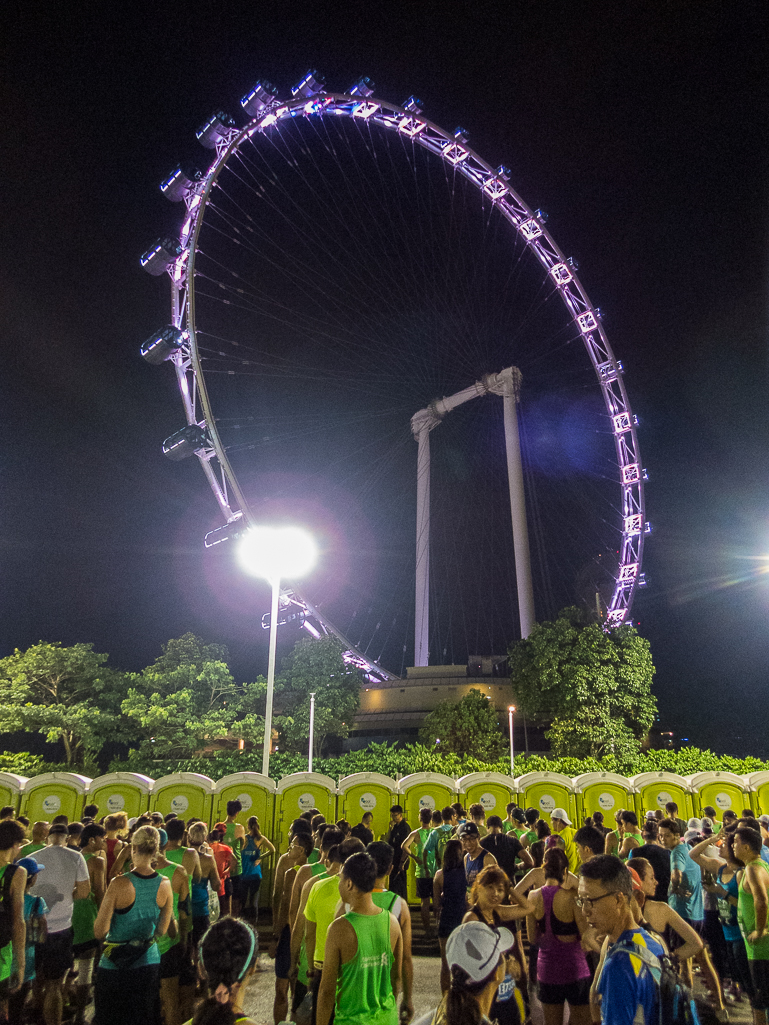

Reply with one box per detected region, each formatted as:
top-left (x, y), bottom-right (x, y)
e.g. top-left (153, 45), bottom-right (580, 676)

top-left (487, 368), bottom-right (536, 638)
top-left (412, 410), bottom-right (434, 667)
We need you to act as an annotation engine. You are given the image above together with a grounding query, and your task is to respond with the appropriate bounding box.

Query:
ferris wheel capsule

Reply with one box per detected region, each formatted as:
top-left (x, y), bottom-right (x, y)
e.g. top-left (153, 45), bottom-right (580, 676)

top-left (160, 165), bottom-right (203, 202)
top-left (196, 111), bottom-right (237, 149)
top-left (241, 80), bottom-right (278, 117)
top-left (140, 326), bottom-right (184, 365)
top-left (140, 237), bottom-right (182, 276)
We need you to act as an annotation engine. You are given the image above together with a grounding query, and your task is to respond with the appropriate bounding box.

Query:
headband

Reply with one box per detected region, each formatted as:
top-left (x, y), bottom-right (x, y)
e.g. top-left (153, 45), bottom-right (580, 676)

top-left (200, 923), bottom-right (257, 995)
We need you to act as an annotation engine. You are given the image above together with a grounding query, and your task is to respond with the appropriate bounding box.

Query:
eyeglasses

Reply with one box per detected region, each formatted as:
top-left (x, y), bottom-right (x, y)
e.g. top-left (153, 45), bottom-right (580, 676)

top-left (575, 891), bottom-right (619, 911)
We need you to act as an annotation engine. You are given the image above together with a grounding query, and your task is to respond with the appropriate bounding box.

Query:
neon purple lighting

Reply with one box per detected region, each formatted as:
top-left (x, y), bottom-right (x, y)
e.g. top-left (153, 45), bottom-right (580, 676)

top-left (519, 218), bottom-right (542, 241)
top-left (613, 412), bottom-right (632, 433)
top-left (550, 263), bottom-right (572, 285)
top-left (398, 116), bottom-right (425, 137)
top-left (619, 563), bottom-right (638, 581)
top-left (624, 514), bottom-right (643, 535)
top-left (622, 463), bottom-right (640, 484)
top-left (577, 310), bottom-right (599, 333)
top-left (302, 621), bottom-right (322, 639)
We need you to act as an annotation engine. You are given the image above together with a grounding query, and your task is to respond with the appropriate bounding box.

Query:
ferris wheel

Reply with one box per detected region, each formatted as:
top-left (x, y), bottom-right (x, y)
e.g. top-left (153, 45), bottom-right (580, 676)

top-left (139, 71), bottom-right (647, 679)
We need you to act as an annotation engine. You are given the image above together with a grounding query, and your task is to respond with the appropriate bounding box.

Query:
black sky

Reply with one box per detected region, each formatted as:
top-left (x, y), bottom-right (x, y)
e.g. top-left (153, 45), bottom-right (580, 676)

top-left (2, 5), bottom-right (767, 754)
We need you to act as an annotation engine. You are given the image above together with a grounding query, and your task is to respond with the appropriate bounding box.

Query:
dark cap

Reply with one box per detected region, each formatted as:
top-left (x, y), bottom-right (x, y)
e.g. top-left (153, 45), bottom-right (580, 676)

top-left (49, 823), bottom-right (68, 836)
top-left (457, 821), bottom-right (479, 838)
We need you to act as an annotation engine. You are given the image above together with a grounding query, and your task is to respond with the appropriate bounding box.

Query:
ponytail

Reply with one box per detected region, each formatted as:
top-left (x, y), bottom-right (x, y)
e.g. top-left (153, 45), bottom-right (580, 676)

top-left (193, 917), bottom-right (257, 1025)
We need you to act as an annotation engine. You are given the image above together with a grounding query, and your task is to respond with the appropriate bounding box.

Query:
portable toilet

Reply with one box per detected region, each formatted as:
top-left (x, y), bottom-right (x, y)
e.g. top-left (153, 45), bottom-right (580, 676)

top-left (0, 774), bottom-right (28, 818)
top-left (20, 772), bottom-right (91, 823)
top-left (516, 772), bottom-right (576, 827)
top-left (457, 772), bottom-right (515, 824)
top-left (630, 772), bottom-right (693, 820)
top-left (274, 773), bottom-right (337, 856)
top-left (151, 773), bottom-right (214, 824)
top-left (213, 772), bottom-right (277, 907)
top-left (87, 773), bottom-right (153, 820)
top-left (686, 772), bottom-right (749, 820)
top-left (337, 773), bottom-right (398, 845)
top-left (572, 772), bottom-right (636, 825)
top-left (398, 772), bottom-right (457, 904)
top-left (745, 771), bottom-right (769, 816)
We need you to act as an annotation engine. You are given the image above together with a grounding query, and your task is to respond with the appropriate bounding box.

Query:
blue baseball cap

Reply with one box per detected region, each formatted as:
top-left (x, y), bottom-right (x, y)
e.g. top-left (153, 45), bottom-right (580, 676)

top-left (17, 857), bottom-right (44, 875)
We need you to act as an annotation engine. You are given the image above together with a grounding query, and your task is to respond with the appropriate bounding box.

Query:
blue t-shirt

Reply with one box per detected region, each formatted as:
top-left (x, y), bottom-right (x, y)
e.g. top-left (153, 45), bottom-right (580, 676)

top-left (598, 927), bottom-right (665, 1025)
top-left (668, 842), bottom-right (704, 922)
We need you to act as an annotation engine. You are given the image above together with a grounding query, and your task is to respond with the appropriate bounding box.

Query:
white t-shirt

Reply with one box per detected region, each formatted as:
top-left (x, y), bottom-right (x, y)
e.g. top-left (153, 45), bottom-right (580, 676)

top-left (30, 844), bottom-right (90, 933)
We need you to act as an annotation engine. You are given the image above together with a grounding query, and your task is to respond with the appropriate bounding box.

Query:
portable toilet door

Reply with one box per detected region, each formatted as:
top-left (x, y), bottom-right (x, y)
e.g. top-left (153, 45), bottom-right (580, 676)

top-left (213, 772), bottom-right (277, 908)
top-left (337, 773), bottom-right (398, 847)
top-left (0, 774), bottom-right (28, 818)
top-left (397, 772), bottom-right (457, 905)
top-left (687, 772), bottom-right (749, 820)
top-left (151, 773), bottom-right (214, 824)
top-left (629, 772), bottom-right (693, 821)
top-left (515, 772), bottom-right (576, 827)
top-left (456, 772), bottom-right (515, 826)
top-left (87, 773), bottom-right (153, 821)
top-left (572, 772), bottom-right (636, 826)
top-left (274, 773), bottom-right (337, 857)
top-left (20, 772), bottom-right (91, 824)
top-left (745, 772), bottom-right (769, 817)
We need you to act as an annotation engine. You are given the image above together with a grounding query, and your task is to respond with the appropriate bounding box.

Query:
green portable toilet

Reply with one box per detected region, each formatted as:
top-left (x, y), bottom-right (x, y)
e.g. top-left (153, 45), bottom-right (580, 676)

top-left (21, 772), bottom-right (91, 823)
top-left (745, 771), bottom-right (769, 816)
top-left (0, 774), bottom-right (28, 818)
top-left (687, 772), bottom-right (748, 820)
top-left (151, 773), bottom-right (214, 824)
top-left (274, 773), bottom-right (337, 857)
top-left (87, 773), bottom-right (153, 820)
top-left (337, 773), bottom-right (398, 845)
top-left (573, 772), bottom-right (636, 824)
top-left (398, 772), bottom-right (457, 905)
top-left (630, 772), bottom-right (693, 820)
top-left (456, 772), bottom-right (515, 823)
top-left (516, 772), bottom-right (576, 827)
top-left (213, 772), bottom-right (277, 907)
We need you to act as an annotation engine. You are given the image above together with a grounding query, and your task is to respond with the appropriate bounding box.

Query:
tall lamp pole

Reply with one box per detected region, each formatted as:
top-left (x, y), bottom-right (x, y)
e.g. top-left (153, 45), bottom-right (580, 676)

top-left (308, 692), bottom-right (316, 774)
top-left (237, 525), bottom-right (317, 779)
top-left (508, 705), bottom-right (516, 779)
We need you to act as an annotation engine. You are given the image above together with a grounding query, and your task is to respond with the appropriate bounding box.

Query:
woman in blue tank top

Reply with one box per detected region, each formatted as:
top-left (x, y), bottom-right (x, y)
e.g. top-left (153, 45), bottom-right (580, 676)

top-left (92, 825), bottom-right (174, 1025)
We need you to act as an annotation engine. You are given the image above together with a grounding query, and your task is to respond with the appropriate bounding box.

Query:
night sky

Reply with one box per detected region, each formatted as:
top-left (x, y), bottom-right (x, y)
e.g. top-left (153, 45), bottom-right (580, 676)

top-left (2, 6), bottom-right (767, 754)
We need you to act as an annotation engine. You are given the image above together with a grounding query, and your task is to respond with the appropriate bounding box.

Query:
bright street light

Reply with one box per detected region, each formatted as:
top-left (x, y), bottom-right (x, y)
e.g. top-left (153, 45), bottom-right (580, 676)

top-left (237, 525), bottom-right (318, 777)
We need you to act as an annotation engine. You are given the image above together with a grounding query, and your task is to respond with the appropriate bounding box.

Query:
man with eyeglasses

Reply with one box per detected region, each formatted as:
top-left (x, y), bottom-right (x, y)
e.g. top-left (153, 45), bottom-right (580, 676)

top-left (578, 855), bottom-right (664, 1024)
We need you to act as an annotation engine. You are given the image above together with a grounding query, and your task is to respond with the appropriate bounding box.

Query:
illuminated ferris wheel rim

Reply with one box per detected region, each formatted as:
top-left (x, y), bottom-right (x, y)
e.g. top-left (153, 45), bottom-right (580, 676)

top-left (149, 74), bottom-right (646, 659)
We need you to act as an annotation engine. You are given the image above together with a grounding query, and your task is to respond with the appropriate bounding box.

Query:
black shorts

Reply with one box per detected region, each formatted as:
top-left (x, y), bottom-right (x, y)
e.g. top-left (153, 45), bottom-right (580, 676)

top-left (748, 959), bottom-right (769, 1011)
top-left (192, 915), bottom-right (210, 947)
top-left (223, 877), bottom-right (233, 898)
top-left (416, 877), bottom-right (433, 899)
top-left (37, 929), bottom-right (74, 981)
top-left (93, 963), bottom-right (160, 1025)
top-left (538, 976), bottom-right (591, 1006)
top-left (159, 942), bottom-right (186, 980)
top-left (73, 937), bottom-right (99, 958)
top-left (275, 924), bottom-right (291, 980)
top-left (230, 874), bottom-right (245, 902)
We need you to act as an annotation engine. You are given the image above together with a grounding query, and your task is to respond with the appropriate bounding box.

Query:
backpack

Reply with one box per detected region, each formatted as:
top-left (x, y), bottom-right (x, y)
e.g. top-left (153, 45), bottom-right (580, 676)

top-left (610, 935), bottom-right (701, 1025)
top-left (0, 864), bottom-right (18, 949)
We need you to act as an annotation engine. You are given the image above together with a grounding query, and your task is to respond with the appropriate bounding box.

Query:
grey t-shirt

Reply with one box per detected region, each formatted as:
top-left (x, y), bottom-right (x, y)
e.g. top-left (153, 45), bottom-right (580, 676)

top-left (30, 844), bottom-right (90, 933)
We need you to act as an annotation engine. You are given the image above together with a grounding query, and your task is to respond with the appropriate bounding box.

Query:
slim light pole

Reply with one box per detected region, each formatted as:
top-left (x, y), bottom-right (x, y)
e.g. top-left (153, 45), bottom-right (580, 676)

top-left (237, 526), bottom-right (317, 779)
top-left (308, 691), bottom-right (316, 773)
top-left (508, 705), bottom-right (516, 779)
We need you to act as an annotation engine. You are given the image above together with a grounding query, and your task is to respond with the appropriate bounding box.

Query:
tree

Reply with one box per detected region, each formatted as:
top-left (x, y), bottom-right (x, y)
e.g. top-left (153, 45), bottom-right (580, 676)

top-left (419, 689), bottom-right (506, 761)
top-left (120, 634), bottom-right (266, 762)
top-left (508, 606), bottom-right (656, 764)
top-left (0, 642), bottom-right (124, 768)
top-left (274, 637), bottom-right (360, 757)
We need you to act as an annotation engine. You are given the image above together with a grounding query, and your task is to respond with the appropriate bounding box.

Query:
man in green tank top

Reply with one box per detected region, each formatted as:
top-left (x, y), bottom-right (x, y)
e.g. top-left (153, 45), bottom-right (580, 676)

top-left (402, 808), bottom-right (435, 935)
top-left (156, 834), bottom-right (191, 1025)
top-left (317, 851), bottom-right (402, 1025)
top-left (734, 827), bottom-right (769, 1021)
top-left (223, 800), bottom-right (246, 916)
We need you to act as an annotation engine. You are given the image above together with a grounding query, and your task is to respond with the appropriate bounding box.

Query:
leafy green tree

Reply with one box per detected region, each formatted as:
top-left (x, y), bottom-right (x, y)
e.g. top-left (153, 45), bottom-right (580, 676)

top-left (274, 637), bottom-right (360, 757)
top-left (120, 635), bottom-right (265, 762)
top-left (0, 642), bottom-right (124, 768)
top-left (419, 688), bottom-right (506, 761)
top-left (508, 607), bottom-right (656, 764)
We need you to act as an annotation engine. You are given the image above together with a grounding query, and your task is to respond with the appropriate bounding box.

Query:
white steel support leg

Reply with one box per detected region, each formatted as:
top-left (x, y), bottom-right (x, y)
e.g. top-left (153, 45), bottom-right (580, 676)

top-left (413, 415), bottom-right (433, 666)
top-left (497, 371), bottom-right (536, 638)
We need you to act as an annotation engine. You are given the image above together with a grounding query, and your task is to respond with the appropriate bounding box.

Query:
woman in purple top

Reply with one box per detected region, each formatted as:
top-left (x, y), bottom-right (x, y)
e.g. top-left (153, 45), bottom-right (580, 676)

top-left (526, 847), bottom-right (591, 1024)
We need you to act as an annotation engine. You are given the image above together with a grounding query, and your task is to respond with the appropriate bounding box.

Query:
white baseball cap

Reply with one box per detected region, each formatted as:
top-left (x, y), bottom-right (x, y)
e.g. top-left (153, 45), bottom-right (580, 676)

top-left (446, 920), bottom-right (514, 983)
top-left (551, 808), bottom-right (572, 826)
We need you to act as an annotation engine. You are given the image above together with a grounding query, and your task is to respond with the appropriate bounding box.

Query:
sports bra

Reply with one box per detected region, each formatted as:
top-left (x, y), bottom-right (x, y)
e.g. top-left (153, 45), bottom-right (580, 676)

top-left (538, 885), bottom-right (579, 936)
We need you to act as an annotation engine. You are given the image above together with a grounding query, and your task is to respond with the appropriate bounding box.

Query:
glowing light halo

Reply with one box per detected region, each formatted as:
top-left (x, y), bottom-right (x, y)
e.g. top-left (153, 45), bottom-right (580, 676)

top-left (237, 525), bottom-right (317, 583)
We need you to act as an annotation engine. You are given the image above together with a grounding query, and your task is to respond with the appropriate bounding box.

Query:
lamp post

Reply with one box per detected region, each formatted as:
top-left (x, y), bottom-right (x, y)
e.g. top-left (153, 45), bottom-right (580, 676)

top-left (237, 525), bottom-right (318, 778)
top-left (308, 692), bottom-right (316, 773)
top-left (508, 705), bottom-right (516, 779)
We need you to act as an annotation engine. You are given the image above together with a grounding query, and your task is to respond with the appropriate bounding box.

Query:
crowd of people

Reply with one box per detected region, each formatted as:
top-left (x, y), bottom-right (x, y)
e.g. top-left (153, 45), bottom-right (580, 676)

top-left (0, 796), bottom-right (769, 1024)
